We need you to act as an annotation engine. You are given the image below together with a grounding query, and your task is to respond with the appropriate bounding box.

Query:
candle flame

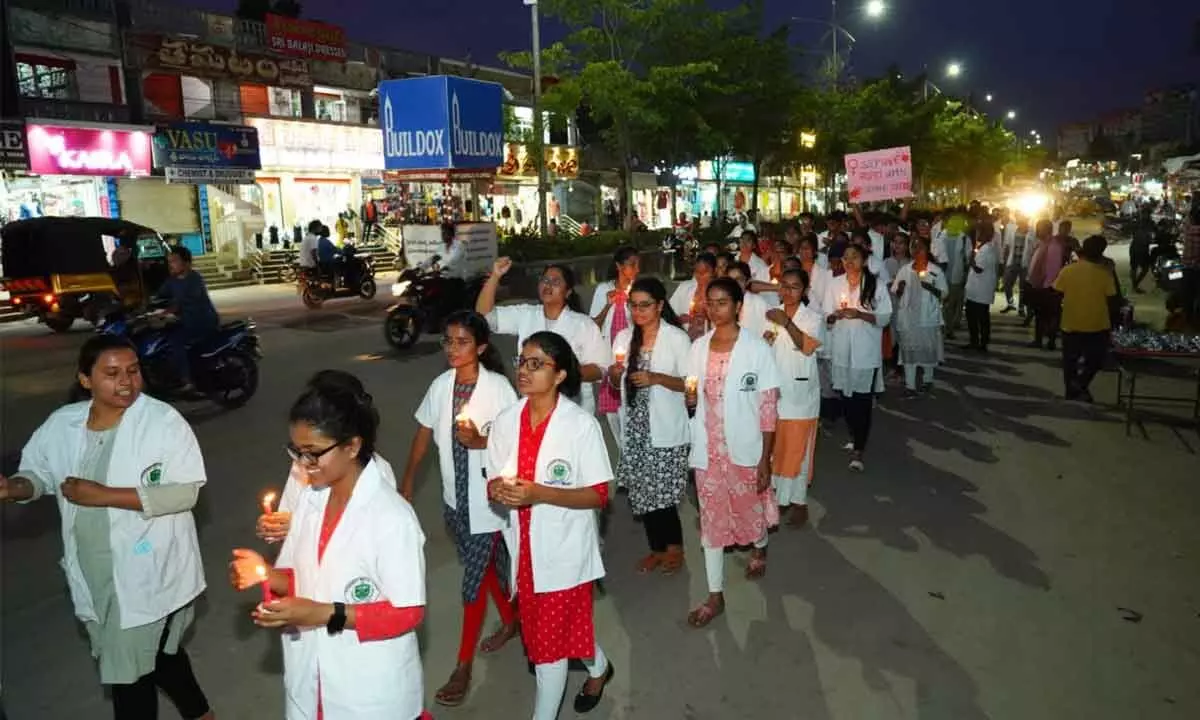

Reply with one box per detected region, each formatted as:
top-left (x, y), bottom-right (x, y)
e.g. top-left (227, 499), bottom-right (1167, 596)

top-left (255, 564), bottom-right (267, 581)
top-left (260, 491), bottom-right (276, 514)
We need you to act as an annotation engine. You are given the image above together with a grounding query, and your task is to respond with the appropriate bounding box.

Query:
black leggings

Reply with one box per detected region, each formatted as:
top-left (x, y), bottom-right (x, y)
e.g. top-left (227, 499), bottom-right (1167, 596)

top-left (110, 619), bottom-right (210, 720)
top-left (965, 300), bottom-right (991, 349)
top-left (841, 391), bottom-right (874, 452)
top-left (642, 505), bottom-right (683, 552)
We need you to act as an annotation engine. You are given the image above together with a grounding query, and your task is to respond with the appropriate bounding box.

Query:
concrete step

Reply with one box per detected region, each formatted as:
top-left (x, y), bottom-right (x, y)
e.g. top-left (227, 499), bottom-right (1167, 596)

top-left (206, 277), bottom-right (259, 291)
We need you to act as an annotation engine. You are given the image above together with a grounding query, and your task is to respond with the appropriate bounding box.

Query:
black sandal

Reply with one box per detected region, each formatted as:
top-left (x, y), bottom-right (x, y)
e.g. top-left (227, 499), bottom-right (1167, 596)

top-left (572, 660), bottom-right (615, 713)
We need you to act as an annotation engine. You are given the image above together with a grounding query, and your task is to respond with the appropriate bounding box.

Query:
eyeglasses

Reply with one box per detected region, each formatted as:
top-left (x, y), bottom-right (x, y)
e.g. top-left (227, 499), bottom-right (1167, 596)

top-left (285, 441), bottom-right (343, 466)
top-left (514, 355), bottom-right (556, 371)
top-left (779, 284), bottom-right (805, 293)
top-left (440, 336), bottom-right (474, 349)
top-left (629, 300), bottom-right (657, 311)
top-left (539, 276), bottom-right (565, 288)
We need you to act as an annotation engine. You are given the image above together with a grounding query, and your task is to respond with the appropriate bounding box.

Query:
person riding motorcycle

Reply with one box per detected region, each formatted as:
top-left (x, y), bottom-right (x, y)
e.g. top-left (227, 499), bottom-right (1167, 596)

top-left (298, 220), bottom-right (321, 273)
top-left (155, 245), bottom-right (219, 391)
top-left (422, 222), bottom-right (467, 319)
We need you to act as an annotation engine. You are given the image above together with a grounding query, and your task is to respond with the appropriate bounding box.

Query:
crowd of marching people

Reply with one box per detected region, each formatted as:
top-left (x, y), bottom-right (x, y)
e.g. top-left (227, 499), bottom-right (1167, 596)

top-left (0, 199), bottom-right (1129, 720)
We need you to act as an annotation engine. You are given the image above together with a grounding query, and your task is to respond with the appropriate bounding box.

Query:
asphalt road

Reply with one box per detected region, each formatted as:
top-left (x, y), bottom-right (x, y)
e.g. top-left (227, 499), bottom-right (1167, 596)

top-left (2, 276), bottom-right (1199, 720)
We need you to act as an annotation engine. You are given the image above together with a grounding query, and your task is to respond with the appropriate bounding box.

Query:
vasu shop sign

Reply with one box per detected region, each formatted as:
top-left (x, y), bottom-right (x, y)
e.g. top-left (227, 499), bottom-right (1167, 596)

top-left (153, 122), bottom-right (261, 184)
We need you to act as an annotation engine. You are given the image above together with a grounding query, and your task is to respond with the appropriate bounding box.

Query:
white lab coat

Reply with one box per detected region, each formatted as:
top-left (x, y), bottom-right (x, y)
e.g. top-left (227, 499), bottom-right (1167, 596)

top-left (414, 367), bottom-right (517, 533)
top-left (16, 394), bottom-right (206, 629)
top-left (739, 290), bottom-right (771, 336)
top-left (868, 229), bottom-right (887, 260)
top-left (486, 303), bottom-right (612, 413)
top-left (965, 241), bottom-right (1000, 305)
top-left (613, 322), bottom-right (691, 448)
top-left (805, 263), bottom-right (831, 315)
top-left (891, 263), bottom-right (948, 331)
top-left (687, 327), bottom-right (781, 470)
top-left (741, 253), bottom-right (771, 283)
top-left (276, 458), bottom-right (426, 720)
top-left (822, 273), bottom-right (893, 373)
top-left (933, 232), bottom-right (969, 285)
top-left (770, 304), bottom-right (824, 420)
top-left (668, 278), bottom-right (700, 318)
top-left (487, 397), bottom-right (612, 593)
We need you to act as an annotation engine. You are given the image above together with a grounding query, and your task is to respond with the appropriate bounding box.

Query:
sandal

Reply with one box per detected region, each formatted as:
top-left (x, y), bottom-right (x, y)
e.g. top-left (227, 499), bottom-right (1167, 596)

top-left (659, 546), bottom-right (685, 576)
top-left (687, 595), bottom-right (725, 628)
top-left (479, 621), bottom-right (518, 654)
top-left (745, 549), bottom-right (767, 580)
top-left (637, 553), bottom-right (662, 574)
top-left (434, 665), bottom-right (472, 707)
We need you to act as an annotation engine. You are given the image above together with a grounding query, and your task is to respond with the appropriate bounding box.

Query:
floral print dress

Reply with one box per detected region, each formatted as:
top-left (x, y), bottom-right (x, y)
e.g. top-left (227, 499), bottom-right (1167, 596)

top-left (615, 349), bottom-right (690, 516)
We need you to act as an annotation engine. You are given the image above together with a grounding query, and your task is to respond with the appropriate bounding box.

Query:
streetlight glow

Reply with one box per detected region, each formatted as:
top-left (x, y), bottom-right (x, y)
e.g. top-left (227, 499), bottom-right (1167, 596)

top-left (865, 0), bottom-right (886, 18)
top-left (985, 93), bottom-right (993, 102)
top-left (1007, 110), bottom-right (1017, 120)
top-left (946, 62), bottom-right (962, 78)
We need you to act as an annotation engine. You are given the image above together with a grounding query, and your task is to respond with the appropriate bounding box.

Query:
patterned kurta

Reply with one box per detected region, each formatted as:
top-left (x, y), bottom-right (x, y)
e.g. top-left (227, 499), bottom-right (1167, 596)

top-left (615, 350), bottom-right (689, 515)
top-left (442, 381), bottom-right (510, 603)
top-left (516, 403), bottom-right (597, 665)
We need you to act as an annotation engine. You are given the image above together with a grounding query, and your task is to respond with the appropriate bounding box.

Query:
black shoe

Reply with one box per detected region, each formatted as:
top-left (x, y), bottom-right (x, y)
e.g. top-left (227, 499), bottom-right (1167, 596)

top-left (1045, 341), bottom-right (1056, 352)
top-left (1028, 340), bottom-right (1043, 349)
top-left (573, 661), bottom-right (615, 713)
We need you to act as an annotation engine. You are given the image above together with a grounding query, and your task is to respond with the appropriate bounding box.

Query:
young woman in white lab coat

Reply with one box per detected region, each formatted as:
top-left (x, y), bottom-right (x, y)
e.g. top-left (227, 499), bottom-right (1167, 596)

top-left (726, 261), bottom-right (771, 337)
top-left (590, 246), bottom-right (640, 455)
top-left (486, 331), bottom-right (615, 720)
top-left (822, 244), bottom-right (893, 472)
top-left (670, 251), bottom-right (717, 340)
top-left (684, 277), bottom-right (781, 628)
top-left (891, 235), bottom-right (947, 397)
top-left (765, 268), bottom-right (824, 528)
top-left (230, 372), bottom-right (429, 720)
top-left (476, 257), bottom-right (611, 414)
top-left (0, 335), bottom-right (212, 720)
top-left (609, 277), bottom-right (692, 573)
top-left (398, 310), bottom-right (519, 707)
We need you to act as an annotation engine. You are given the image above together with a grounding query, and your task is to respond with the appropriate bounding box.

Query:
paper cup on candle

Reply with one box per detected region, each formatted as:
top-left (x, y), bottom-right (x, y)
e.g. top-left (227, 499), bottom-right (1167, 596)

top-left (455, 412), bottom-right (470, 427)
top-left (839, 293), bottom-right (849, 309)
top-left (614, 346), bottom-right (627, 365)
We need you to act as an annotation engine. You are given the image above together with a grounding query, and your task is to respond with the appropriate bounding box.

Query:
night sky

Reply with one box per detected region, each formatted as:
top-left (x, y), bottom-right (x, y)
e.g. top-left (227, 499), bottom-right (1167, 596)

top-left (202, 0), bottom-right (1197, 140)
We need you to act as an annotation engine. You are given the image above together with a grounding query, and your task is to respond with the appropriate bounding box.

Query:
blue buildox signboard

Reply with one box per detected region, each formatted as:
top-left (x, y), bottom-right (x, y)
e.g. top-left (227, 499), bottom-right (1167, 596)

top-left (378, 75), bottom-right (504, 171)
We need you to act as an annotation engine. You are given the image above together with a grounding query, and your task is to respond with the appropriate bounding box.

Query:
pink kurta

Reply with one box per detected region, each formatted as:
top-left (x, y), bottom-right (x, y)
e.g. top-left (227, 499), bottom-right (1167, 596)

top-left (695, 350), bottom-right (780, 547)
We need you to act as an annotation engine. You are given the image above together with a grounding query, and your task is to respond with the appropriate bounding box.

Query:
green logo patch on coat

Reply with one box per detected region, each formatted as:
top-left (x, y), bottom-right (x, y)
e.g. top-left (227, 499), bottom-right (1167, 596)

top-left (739, 372), bottom-right (759, 392)
top-left (345, 577), bottom-right (379, 603)
top-left (545, 459), bottom-right (572, 486)
top-left (140, 463), bottom-right (164, 487)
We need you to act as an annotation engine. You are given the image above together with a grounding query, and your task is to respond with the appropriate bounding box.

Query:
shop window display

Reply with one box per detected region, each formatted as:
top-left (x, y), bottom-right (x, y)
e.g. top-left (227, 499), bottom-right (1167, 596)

top-left (17, 60), bottom-right (75, 100)
top-left (1, 177), bottom-right (104, 223)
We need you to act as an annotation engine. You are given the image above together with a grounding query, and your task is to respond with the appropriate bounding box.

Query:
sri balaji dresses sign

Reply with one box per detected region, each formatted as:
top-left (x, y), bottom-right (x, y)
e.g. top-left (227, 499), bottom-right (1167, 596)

top-left (25, 122), bottom-right (153, 177)
top-left (265, 14), bottom-right (347, 62)
top-left (133, 34), bottom-right (312, 88)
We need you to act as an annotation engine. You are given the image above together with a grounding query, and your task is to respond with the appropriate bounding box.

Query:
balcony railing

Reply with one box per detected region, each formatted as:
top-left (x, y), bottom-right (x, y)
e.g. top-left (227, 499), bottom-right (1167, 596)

top-left (20, 98), bottom-right (132, 124)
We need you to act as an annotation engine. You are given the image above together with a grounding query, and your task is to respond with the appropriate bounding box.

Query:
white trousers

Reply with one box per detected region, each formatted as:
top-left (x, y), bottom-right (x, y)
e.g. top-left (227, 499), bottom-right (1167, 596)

top-left (533, 642), bottom-right (609, 720)
top-left (773, 469), bottom-right (810, 507)
top-left (702, 535), bottom-right (768, 593)
top-left (904, 364), bottom-right (936, 390)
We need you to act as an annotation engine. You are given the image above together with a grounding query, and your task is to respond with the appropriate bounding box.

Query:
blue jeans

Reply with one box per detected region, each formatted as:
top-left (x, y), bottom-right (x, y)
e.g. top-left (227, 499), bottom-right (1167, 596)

top-left (168, 326), bottom-right (205, 385)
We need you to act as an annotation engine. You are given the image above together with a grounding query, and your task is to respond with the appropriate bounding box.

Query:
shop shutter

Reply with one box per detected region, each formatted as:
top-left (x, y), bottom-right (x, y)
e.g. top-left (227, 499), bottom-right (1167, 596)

top-left (116, 179), bottom-right (199, 234)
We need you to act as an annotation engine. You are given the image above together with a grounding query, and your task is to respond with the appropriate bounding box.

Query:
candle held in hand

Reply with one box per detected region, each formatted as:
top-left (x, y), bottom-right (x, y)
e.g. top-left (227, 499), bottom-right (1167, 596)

top-left (839, 293), bottom-right (849, 309)
top-left (614, 348), bottom-right (627, 364)
top-left (256, 564), bottom-right (273, 602)
top-left (455, 412), bottom-right (470, 426)
top-left (260, 491), bottom-right (277, 516)
top-left (684, 375), bottom-right (699, 394)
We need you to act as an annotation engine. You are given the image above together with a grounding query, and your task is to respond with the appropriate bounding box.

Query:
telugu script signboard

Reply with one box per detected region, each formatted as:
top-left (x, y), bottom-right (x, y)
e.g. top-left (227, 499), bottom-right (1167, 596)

top-left (135, 34), bottom-right (312, 88)
top-left (844, 146), bottom-right (913, 203)
top-left (265, 14), bottom-right (347, 62)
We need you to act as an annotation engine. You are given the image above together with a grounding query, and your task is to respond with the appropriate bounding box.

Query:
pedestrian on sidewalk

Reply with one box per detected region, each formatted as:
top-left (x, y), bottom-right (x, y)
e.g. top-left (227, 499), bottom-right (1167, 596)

top-left (684, 278), bottom-right (781, 627)
top-left (1000, 217), bottom-right (1031, 314)
top-left (964, 222), bottom-right (1000, 352)
top-left (590, 246), bottom-right (641, 465)
top-left (1054, 236), bottom-right (1118, 402)
top-left (0, 335), bottom-right (214, 720)
top-left (766, 268), bottom-right (824, 527)
top-left (231, 371), bottom-right (430, 720)
top-left (610, 278), bottom-right (692, 574)
top-left (892, 235), bottom-right (947, 397)
top-left (1027, 219), bottom-right (1065, 350)
top-left (823, 244), bottom-right (892, 472)
top-left (397, 312), bottom-right (519, 707)
top-left (487, 332), bottom-right (616, 720)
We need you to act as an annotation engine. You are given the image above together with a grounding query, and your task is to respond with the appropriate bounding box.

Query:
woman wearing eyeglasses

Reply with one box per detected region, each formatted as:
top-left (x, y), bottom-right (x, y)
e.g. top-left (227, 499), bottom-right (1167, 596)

top-left (609, 278), bottom-right (692, 573)
top-left (476, 257), bottom-right (611, 414)
top-left (487, 332), bottom-right (615, 720)
top-left (230, 372), bottom-right (430, 720)
top-left (684, 277), bottom-right (781, 628)
top-left (396, 310), bottom-right (519, 708)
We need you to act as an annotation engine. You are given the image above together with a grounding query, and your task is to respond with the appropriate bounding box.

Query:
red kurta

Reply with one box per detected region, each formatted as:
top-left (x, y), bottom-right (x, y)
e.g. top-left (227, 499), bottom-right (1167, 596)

top-left (515, 402), bottom-right (601, 665)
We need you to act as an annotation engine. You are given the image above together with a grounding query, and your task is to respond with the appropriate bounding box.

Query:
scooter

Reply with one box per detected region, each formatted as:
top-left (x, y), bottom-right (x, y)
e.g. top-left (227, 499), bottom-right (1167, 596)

top-left (299, 253), bottom-right (377, 309)
top-left (383, 260), bottom-right (485, 350)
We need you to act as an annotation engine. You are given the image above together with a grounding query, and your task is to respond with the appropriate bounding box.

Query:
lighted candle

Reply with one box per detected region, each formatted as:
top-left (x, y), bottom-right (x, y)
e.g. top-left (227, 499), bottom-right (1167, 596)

top-left (256, 564), bottom-right (274, 602)
top-left (455, 411), bottom-right (470, 426)
top-left (614, 347), bottom-right (627, 364)
top-left (765, 323), bottom-right (779, 341)
top-left (919, 270), bottom-right (928, 279)
top-left (260, 491), bottom-right (277, 516)
top-left (685, 375), bottom-right (699, 394)
top-left (839, 293), bottom-right (849, 309)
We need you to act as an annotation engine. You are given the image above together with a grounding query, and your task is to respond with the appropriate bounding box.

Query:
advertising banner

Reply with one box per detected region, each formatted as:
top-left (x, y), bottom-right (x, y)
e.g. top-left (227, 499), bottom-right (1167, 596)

top-left (2, 120), bottom-right (27, 171)
top-left (265, 14), bottom-right (347, 62)
top-left (378, 75), bottom-right (504, 172)
top-left (136, 34), bottom-right (312, 88)
top-left (247, 117), bottom-right (382, 171)
top-left (25, 122), bottom-right (153, 177)
top-left (844, 146), bottom-right (913, 203)
top-left (153, 122), bottom-right (261, 171)
top-left (402, 222), bottom-right (497, 276)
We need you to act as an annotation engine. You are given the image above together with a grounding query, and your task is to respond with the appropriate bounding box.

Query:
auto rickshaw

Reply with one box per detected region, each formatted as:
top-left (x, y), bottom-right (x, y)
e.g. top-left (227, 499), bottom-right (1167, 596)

top-left (0, 217), bottom-right (171, 332)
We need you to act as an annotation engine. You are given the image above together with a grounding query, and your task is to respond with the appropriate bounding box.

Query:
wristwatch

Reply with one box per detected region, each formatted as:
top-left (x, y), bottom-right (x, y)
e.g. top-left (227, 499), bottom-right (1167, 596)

top-left (326, 602), bottom-right (347, 635)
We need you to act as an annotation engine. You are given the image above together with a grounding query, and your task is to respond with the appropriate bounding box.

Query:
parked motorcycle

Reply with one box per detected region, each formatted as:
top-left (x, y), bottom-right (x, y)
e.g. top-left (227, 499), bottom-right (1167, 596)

top-left (94, 310), bottom-right (262, 408)
top-left (384, 262), bottom-right (485, 350)
top-left (299, 253), bottom-right (377, 309)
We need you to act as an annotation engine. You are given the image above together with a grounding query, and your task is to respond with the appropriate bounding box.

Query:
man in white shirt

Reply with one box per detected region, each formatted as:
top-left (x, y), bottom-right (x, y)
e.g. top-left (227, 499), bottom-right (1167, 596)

top-left (964, 223), bottom-right (1000, 352)
top-left (297, 220), bottom-right (321, 269)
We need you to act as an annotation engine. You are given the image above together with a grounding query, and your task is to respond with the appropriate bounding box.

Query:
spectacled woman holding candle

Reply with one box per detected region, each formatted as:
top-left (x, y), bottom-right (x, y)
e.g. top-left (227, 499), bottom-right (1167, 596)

top-left (487, 332), bottom-right (615, 720)
top-left (591, 246), bottom-right (641, 458)
top-left (891, 235), bottom-right (947, 398)
top-left (822, 244), bottom-right (892, 472)
top-left (684, 278), bottom-right (781, 628)
top-left (476, 257), bottom-right (611, 415)
top-left (397, 310), bottom-right (519, 707)
top-left (609, 278), bottom-right (691, 573)
top-left (230, 372), bottom-right (429, 720)
top-left (765, 268), bottom-right (824, 527)
top-left (0, 335), bottom-right (213, 720)
top-left (669, 251), bottom-right (716, 340)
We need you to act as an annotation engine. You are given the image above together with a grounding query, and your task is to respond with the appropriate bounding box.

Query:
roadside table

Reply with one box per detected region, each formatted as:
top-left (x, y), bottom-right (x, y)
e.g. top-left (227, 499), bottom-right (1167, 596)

top-left (1112, 347), bottom-right (1200, 435)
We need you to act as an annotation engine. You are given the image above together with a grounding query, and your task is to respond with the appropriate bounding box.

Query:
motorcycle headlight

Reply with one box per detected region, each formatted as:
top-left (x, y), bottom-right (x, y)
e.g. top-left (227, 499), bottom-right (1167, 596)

top-left (391, 280), bottom-right (412, 297)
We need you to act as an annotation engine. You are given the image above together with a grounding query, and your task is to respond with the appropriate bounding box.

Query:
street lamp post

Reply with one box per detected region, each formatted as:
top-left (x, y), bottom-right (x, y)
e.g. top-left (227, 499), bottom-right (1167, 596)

top-left (792, 0), bottom-right (883, 85)
top-left (525, 0), bottom-right (548, 237)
